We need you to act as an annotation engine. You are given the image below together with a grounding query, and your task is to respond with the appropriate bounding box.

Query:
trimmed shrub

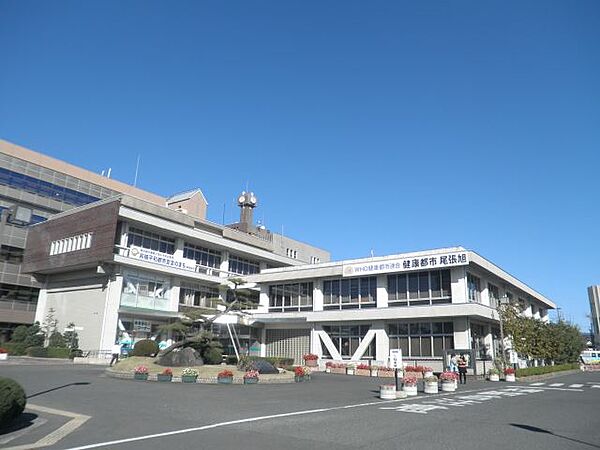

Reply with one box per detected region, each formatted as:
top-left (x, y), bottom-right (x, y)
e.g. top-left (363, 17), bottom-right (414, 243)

top-left (131, 339), bottom-right (159, 357)
top-left (9, 325), bottom-right (29, 343)
top-left (48, 332), bottom-right (66, 348)
top-left (516, 363), bottom-right (580, 377)
top-left (203, 347), bottom-right (223, 365)
top-left (2, 342), bottom-right (26, 356)
top-left (26, 346), bottom-right (47, 357)
top-left (238, 356), bottom-right (294, 370)
top-left (0, 377), bottom-right (26, 428)
top-left (46, 347), bottom-right (71, 358)
top-left (225, 355), bottom-right (238, 365)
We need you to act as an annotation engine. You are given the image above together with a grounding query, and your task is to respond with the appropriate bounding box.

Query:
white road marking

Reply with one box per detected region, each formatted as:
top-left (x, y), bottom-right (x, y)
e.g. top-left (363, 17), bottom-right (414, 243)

top-left (548, 383), bottom-right (564, 387)
top-left (529, 382), bottom-right (545, 386)
top-left (2, 404), bottom-right (90, 450)
top-left (592, 385), bottom-right (600, 389)
top-left (569, 384), bottom-right (584, 388)
top-left (524, 386), bottom-right (583, 392)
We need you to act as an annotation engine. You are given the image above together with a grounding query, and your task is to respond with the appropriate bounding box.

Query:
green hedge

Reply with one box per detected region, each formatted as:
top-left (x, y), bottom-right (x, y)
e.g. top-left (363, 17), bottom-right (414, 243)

top-left (26, 346), bottom-right (71, 358)
top-left (516, 363), bottom-right (580, 377)
top-left (26, 346), bottom-right (47, 357)
top-left (131, 339), bottom-right (159, 357)
top-left (0, 377), bottom-right (26, 428)
top-left (238, 356), bottom-right (295, 370)
top-left (2, 342), bottom-right (27, 356)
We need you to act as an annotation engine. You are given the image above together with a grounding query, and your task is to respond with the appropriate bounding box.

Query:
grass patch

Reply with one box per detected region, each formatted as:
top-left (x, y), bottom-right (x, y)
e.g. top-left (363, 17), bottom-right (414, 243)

top-left (110, 356), bottom-right (294, 380)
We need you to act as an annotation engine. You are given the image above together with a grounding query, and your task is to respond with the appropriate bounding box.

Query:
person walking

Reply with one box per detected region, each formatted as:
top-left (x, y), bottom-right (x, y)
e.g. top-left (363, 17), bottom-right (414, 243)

top-left (110, 341), bottom-right (122, 367)
top-left (457, 355), bottom-right (468, 384)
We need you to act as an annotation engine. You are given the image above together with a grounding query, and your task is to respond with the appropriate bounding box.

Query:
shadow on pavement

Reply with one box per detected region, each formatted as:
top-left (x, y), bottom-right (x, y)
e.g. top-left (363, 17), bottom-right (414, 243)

top-left (27, 381), bottom-right (91, 399)
top-left (511, 423), bottom-right (600, 449)
top-left (0, 412), bottom-right (38, 436)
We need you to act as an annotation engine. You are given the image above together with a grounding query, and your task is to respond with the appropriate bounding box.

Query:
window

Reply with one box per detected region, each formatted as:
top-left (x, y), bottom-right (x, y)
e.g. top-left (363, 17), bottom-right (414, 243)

top-left (229, 255), bottom-right (260, 275)
top-left (268, 282), bottom-right (313, 312)
top-left (128, 227), bottom-right (175, 254)
top-left (388, 321), bottom-right (454, 357)
top-left (488, 283), bottom-right (499, 308)
top-left (387, 270), bottom-right (451, 306)
top-left (50, 232), bottom-right (93, 255)
top-left (322, 277), bottom-right (376, 310)
top-left (0, 245), bottom-right (24, 264)
top-left (322, 325), bottom-right (374, 358)
top-left (467, 273), bottom-right (481, 302)
top-left (310, 256), bottom-right (321, 264)
top-left (0, 282), bottom-right (39, 302)
top-left (179, 283), bottom-right (220, 309)
top-left (121, 271), bottom-right (170, 311)
top-left (183, 243), bottom-right (221, 268)
top-left (286, 248), bottom-right (298, 259)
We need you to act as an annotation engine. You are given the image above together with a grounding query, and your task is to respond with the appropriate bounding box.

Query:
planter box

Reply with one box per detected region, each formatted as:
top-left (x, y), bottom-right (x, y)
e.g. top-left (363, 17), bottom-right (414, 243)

top-left (346, 369), bottom-right (355, 375)
top-left (404, 371), bottom-right (423, 379)
top-left (370, 370), bottom-right (378, 377)
top-left (489, 374), bottom-right (500, 382)
top-left (305, 359), bottom-right (318, 367)
top-left (157, 374), bottom-right (172, 382)
top-left (134, 373), bottom-right (148, 381)
top-left (424, 382), bottom-right (438, 394)
top-left (441, 381), bottom-right (456, 392)
top-left (505, 374), bottom-right (516, 382)
top-left (424, 371), bottom-right (434, 378)
top-left (356, 369), bottom-right (370, 377)
top-left (218, 377), bottom-right (233, 384)
top-left (378, 370), bottom-right (395, 378)
top-left (182, 375), bottom-right (197, 384)
top-left (403, 384), bottom-right (418, 396)
top-left (295, 375), bottom-right (306, 382)
top-left (331, 367), bottom-right (346, 375)
top-left (244, 377), bottom-right (259, 384)
top-left (325, 367), bottom-right (331, 373)
top-left (380, 385), bottom-right (396, 400)
top-left (0, 353), bottom-right (8, 361)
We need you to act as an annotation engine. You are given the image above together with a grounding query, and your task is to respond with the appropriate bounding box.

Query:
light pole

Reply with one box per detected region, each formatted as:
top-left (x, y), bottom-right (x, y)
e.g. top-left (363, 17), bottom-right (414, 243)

top-left (497, 295), bottom-right (510, 370)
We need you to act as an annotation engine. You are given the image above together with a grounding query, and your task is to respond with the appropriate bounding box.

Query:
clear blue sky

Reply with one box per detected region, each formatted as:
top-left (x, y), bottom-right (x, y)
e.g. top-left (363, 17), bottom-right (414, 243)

top-left (1, 1), bottom-right (598, 329)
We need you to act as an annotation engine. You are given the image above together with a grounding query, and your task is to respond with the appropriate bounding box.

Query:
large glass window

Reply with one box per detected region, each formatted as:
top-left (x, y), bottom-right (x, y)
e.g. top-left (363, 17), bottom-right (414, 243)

top-left (179, 283), bottom-right (220, 309)
top-left (121, 271), bottom-right (171, 311)
top-left (268, 282), bottom-right (313, 312)
top-left (388, 321), bottom-right (454, 357)
top-left (322, 277), bottom-right (376, 310)
top-left (0, 282), bottom-right (39, 302)
top-left (467, 273), bottom-right (481, 303)
top-left (229, 255), bottom-right (260, 275)
top-left (128, 227), bottom-right (175, 254)
top-left (488, 283), bottom-right (499, 308)
top-left (0, 167), bottom-right (100, 206)
top-left (322, 325), bottom-right (374, 358)
top-left (183, 243), bottom-right (221, 268)
top-left (0, 245), bottom-right (24, 264)
top-left (387, 270), bottom-right (451, 306)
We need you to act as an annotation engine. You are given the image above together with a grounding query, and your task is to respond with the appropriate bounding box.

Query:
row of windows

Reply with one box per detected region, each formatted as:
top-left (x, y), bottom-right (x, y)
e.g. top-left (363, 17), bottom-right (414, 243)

top-left (183, 243), bottom-right (222, 268)
top-left (388, 321), bottom-right (455, 357)
top-left (128, 227), bottom-right (176, 254)
top-left (229, 255), bottom-right (260, 275)
top-left (179, 283), bottom-right (220, 309)
top-left (322, 325), bottom-right (374, 358)
top-left (387, 270), bottom-right (451, 305)
top-left (0, 167), bottom-right (101, 206)
top-left (0, 282), bottom-right (39, 302)
top-left (0, 205), bottom-right (47, 227)
top-left (467, 273), bottom-right (481, 302)
top-left (322, 277), bottom-right (377, 310)
top-left (122, 273), bottom-right (170, 299)
top-left (0, 245), bottom-right (24, 264)
top-left (50, 232), bottom-right (93, 256)
top-left (268, 282), bottom-right (313, 312)
top-left (286, 248), bottom-right (298, 259)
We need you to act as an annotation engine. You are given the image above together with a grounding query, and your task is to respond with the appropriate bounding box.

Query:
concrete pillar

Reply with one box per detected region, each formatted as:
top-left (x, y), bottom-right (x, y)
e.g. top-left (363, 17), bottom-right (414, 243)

top-left (169, 277), bottom-right (180, 312)
top-left (451, 267), bottom-right (467, 304)
top-left (480, 279), bottom-right (490, 306)
top-left (311, 326), bottom-right (322, 357)
top-left (258, 285), bottom-right (269, 312)
top-left (219, 250), bottom-right (230, 277)
top-left (260, 328), bottom-right (267, 357)
top-left (99, 275), bottom-right (124, 353)
top-left (174, 238), bottom-right (184, 259)
top-left (453, 317), bottom-right (470, 349)
top-left (376, 275), bottom-right (388, 308)
top-left (373, 321), bottom-right (389, 364)
top-left (119, 221), bottom-right (129, 255)
top-left (313, 279), bottom-right (323, 312)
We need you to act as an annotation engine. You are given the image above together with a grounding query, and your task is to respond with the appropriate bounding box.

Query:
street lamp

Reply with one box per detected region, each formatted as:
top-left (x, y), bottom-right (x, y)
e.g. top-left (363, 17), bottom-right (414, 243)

top-left (497, 295), bottom-right (510, 370)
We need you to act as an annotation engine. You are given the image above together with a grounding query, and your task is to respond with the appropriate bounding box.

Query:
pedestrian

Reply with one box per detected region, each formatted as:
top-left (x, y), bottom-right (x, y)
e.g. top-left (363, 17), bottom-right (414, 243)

top-left (110, 341), bottom-right (122, 367)
top-left (457, 355), bottom-right (468, 384)
top-left (448, 353), bottom-right (458, 374)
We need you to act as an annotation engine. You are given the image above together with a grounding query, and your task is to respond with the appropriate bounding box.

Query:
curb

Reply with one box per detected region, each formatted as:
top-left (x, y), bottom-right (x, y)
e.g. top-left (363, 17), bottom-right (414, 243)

top-left (516, 369), bottom-right (582, 382)
top-left (105, 369), bottom-right (297, 384)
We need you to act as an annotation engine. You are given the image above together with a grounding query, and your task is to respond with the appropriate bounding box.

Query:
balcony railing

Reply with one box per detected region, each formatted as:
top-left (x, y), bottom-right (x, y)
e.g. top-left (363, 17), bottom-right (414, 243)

top-left (114, 245), bottom-right (237, 278)
top-left (0, 299), bottom-right (37, 312)
top-left (120, 293), bottom-right (172, 312)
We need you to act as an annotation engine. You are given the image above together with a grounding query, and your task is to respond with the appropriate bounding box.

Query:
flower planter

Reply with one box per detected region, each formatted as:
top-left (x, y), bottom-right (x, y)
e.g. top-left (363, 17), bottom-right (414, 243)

top-left (244, 377), bottom-right (259, 384)
top-left (370, 369), bottom-right (378, 377)
top-left (182, 375), bottom-right (197, 384)
top-left (294, 375), bottom-right (306, 382)
top-left (505, 374), bottom-right (516, 382)
top-left (441, 381), bottom-right (456, 392)
top-left (378, 370), bottom-right (394, 378)
top-left (489, 374), bottom-right (500, 382)
top-left (305, 359), bottom-right (318, 368)
top-left (403, 384), bottom-right (418, 396)
top-left (134, 373), bottom-right (148, 381)
top-left (380, 385), bottom-right (396, 400)
top-left (424, 371), bottom-right (434, 378)
top-left (331, 367), bottom-right (346, 375)
top-left (346, 369), bottom-right (355, 376)
top-left (218, 377), bottom-right (233, 384)
top-left (325, 367), bottom-right (331, 373)
top-left (424, 382), bottom-right (438, 394)
top-left (157, 374), bottom-right (172, 382)
top-left (356, 369), bottom-right (370, 377)
top-left (0, 353), bottom-right (8, 361)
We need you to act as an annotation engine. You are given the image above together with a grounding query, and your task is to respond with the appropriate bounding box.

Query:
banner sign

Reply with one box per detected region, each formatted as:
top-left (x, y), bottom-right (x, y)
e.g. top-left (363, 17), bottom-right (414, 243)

top-left (342, 250), bottom-right (468, 277)
top-left (128, 246), bottom-right (197, 272)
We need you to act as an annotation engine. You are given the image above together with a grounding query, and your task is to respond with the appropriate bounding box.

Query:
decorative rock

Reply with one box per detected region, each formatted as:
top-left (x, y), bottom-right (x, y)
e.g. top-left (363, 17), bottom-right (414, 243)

top-left (249, 359), bottom-right (279, 375)
top-left (158, 347), bottom-right (203, 367)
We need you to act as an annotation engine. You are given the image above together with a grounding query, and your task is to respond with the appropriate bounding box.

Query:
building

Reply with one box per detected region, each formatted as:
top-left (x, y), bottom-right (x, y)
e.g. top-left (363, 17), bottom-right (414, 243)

top-left (588, 285), bottom-right (600, 348)
top-left (0, 139), bottom-right (171, 341)
top-left (22, 193), bottom-right (330, 352)
top-left (244, 248), bottom-right (554, 371)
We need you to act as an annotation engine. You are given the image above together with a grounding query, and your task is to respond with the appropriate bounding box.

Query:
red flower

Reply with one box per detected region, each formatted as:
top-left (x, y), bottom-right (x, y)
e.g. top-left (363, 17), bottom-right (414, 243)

top-left (504, 367), bottom-right (515, 375)
top-left (303, 353), bottom-right (318, 361)
top-left (218, 370), bottom-right (234, 378)
top-left (162, 368), bottom-right (173, 376)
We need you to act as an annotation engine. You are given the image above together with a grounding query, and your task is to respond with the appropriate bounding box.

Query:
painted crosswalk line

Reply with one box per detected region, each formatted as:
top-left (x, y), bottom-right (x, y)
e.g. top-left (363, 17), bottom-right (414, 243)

top-left (530, 382), bottom-right (545, 386)
top-left (548, 383), bottom-right (564, 387)
top-left (569, 384), bottom-right (584, 388)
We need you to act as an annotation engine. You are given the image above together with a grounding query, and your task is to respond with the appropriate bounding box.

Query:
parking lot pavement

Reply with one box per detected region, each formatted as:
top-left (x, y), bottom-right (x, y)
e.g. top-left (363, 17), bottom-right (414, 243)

top-left (1, 364), bottom-right (599, 450)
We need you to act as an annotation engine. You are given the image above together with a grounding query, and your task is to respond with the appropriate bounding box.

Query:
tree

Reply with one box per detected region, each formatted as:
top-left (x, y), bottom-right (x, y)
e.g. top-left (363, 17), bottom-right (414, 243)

top-left (158, 277), bottom-right (254, 359)
top-left (41, 308), bottom-right (59, 345)
top-left (63, 323), bottom-right (79, 350)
